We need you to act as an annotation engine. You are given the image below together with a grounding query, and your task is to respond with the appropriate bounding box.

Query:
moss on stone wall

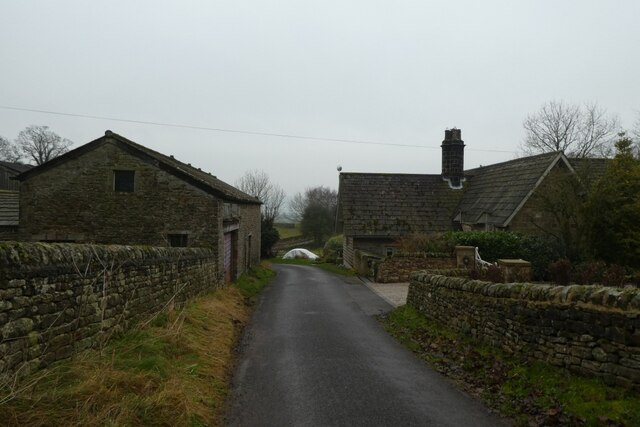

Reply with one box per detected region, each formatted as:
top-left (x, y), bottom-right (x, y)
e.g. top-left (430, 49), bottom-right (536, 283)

top-left (0, 242), bottom-right (218, 385)
top-left (408, 272), bottom-right (640, 390)
top-left (375, 254), bottom-right (456, 283)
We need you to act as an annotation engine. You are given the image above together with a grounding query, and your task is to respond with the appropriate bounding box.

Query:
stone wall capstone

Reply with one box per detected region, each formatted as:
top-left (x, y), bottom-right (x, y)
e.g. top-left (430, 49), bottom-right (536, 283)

top-left (407, 272), bottom-right (640, 390)
top-left (0, 242), bottom-right (219, 384)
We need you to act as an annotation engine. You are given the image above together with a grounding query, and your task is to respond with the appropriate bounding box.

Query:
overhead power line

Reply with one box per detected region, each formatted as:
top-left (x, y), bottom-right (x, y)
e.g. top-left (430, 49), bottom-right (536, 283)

top-left (0, 105), bottom-right (516, 153)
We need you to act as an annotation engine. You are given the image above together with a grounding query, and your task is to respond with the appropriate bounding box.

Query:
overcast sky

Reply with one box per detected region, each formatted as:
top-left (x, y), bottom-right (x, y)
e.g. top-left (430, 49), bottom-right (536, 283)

top-left (1, 1), bottom-right (639, 201)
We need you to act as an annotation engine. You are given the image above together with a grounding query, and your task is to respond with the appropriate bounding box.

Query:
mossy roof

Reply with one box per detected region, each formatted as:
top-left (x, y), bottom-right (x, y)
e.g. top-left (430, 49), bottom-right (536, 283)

top-left (338, 151), bottom-right (590, 236)
top-left (459, 152), bottom-right (565, 227)
top-left (0, 161), bottom-right (33, 174)
top-left (338, 173), bottom-right (463, 237)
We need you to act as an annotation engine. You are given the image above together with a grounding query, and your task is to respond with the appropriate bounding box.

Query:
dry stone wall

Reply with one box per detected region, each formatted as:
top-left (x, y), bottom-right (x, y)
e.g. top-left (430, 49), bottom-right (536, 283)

top-left (0, 242), bottom-right (219, 384)
top-left (375, 253), bottom-right (455, 283)
top-left (408, 272), bottom-right (640, 390)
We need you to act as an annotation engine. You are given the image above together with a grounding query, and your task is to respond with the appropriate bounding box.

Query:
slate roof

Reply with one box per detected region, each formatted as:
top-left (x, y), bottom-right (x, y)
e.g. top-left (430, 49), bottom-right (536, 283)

top-left (0, 161), bottom-right (32, 190)
top-left (0, 190), bottom-right (19, 227)
top-left (568, 157), bottom-right (609, 184)
top-left (338, 151), bottom-right (583, 236)
top-left (0, 161), bottom-right (32, 174)
top-left (458, 152), bottom-right (565, 227)
top-left (16, 131), bottom-right (260, 205)
top-left (338, 173), bottom-right (463, 237)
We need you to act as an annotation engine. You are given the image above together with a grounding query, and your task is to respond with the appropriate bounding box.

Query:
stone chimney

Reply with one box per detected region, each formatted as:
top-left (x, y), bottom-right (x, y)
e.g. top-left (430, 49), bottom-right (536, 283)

top-left (441, 128), bottom-right (465, 188)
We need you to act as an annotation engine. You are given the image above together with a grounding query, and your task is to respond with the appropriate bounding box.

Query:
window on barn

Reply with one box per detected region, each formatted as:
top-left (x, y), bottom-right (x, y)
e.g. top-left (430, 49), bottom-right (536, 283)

top-left (168, 233), bottom-right (189, 247)
top-left (113, 170), bottom-right (135, 192)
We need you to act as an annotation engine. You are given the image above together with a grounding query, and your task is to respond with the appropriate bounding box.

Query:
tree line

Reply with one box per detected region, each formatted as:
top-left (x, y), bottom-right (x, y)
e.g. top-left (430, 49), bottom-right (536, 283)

top-left (235, 169), bottom-right (337, 257)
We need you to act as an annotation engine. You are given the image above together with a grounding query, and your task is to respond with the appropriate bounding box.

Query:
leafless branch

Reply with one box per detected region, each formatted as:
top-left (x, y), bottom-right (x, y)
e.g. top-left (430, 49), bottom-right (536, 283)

top-left (235, 169), bottom-right (285, 224)
top-left (15, 125), bottom-right (73, 165)
top-left (522, 101), bottom-right (619, 158)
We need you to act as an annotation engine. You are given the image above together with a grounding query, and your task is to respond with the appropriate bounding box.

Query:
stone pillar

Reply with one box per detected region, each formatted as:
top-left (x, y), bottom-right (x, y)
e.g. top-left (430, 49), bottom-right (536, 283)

top-left (455, 246), bottom-right (476, 269)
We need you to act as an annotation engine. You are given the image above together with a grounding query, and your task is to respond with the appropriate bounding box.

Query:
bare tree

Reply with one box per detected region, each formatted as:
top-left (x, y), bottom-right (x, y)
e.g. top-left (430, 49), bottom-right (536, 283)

top-left (15, 125), bottom-right (73, 165)
top-left (287, 192), bottom-right (307, 223)
top-left (522, 101), bottom-right (619, 158)
top-left (235, 169), bottom-right (285, 225)
top-left (0, 135), bottom-right (21, 162)
top-left (287, 186), bottom-right (337, 224)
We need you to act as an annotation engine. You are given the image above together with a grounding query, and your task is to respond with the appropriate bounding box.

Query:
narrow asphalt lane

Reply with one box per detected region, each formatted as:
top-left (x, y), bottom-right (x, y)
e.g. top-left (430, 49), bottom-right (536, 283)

top-left (225, 264), bottom-right (507, 427)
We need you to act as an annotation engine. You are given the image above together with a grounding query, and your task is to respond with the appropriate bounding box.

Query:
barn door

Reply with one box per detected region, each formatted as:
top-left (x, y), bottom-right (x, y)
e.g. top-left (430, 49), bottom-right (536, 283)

top-left (224, 232), bottom-right (232, 284)
top-left (224, 231), bottom-right (238, 284)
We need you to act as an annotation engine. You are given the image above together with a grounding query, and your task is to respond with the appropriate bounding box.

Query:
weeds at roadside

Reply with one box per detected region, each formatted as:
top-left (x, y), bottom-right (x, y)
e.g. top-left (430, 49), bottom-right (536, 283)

top-left (0, 263), bottom-right (275, 426)
top-left (379, 305), bottom-right (640, 426)
top-left (234, 261), bottom-right (276, 303)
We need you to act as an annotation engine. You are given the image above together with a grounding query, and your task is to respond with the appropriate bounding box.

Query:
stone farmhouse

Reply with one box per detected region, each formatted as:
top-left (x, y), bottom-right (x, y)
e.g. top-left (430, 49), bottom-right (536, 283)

top-left (337, 128), bottom-right (600, 268)
top-left (14, 130), bottom-right (261, 283)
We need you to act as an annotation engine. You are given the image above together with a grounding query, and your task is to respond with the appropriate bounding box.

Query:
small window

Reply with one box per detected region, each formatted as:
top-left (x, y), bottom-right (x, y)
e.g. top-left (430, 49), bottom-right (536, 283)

top-left (385, 247), bottom-right (395, 257)
top-left (114, 170), bottom-right (135, 192)
top-left (168, 234), bottom-right (189, 247)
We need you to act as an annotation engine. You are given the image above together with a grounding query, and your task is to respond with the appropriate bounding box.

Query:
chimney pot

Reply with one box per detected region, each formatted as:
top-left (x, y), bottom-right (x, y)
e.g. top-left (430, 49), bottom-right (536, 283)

top-left (441, 128), bottom-right (465, 188)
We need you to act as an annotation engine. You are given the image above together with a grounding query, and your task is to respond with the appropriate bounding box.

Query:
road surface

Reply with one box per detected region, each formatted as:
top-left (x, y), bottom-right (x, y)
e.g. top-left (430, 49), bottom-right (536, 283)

top-left (226, 264), bottom-right (506, 426)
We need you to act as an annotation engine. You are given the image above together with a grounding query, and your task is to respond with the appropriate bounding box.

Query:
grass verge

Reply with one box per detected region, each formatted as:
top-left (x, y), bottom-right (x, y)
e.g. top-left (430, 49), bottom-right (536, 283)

top-left (0, 262), bottom-right (275, 427)
top-left (379, 305), bottom-right (640, 427)
top-left (234, 261), bottom-right (276, 303)
top-left (275, 224), bottom-right (302, 239)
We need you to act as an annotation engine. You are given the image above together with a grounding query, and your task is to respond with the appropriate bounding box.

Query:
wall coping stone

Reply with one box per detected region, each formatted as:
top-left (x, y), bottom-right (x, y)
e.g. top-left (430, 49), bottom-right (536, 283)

top-left (411, 271), bottom-right (640, 313)
top-left (0, 242), bottom-right (213, 279)
top-left (390, 252), bottom-right (452, 258)
top-left (497, 258), bottom-right (531, 265)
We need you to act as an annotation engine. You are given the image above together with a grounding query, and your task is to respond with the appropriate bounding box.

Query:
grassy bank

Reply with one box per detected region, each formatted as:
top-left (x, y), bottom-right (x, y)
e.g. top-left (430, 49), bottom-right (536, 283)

top-left (380, 305), bottom-right (640, 426)
top-left (271, 256), bottom-right (355, 277)
top-left (0, 262), bottom-right (275, 426)
top-left (274, 224), bottom-right (302, 239)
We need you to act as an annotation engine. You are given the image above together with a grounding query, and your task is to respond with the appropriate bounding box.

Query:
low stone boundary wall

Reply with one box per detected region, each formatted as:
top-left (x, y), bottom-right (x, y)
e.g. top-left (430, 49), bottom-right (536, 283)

top-left (375, 253), bottom-right (455, 283)
top-left (0, 242), bottom-right (219, 384)
top-left (408, 272), bottom-right (640, 390)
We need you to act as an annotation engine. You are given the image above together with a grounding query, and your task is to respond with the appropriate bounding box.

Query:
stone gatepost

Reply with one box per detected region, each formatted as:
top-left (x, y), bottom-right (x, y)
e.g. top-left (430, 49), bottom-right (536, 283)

top-left (497, 259), bottom-right (531, 282)
top-left (455, 246), bottom-right (476, 269)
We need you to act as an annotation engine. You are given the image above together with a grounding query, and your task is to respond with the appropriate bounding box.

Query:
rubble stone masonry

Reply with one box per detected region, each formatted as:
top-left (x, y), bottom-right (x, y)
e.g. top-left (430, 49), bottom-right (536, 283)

top-left (375, 253), bottom-right (456, 283)
top-left (0, 242), bottom-right (218, 384)
top-left (19, 141), bottom-right (221, 250)
top-left (408, 272), bottom-right (640, 390)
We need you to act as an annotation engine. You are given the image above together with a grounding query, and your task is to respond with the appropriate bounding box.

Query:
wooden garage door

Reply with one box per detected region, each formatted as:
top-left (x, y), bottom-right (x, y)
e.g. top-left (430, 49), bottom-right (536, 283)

top-left (224, 232), bottom-right (232, 284)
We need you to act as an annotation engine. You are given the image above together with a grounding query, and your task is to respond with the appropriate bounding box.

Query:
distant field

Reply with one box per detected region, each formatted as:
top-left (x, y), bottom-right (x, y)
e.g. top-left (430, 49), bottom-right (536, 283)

top-left (275, 223), bottom-right (302, 239)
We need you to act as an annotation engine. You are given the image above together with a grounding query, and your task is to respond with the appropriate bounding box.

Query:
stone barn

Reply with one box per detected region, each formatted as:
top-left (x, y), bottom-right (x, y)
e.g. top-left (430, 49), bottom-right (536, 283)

top-left (16, 130), bottom-right (261, 283)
